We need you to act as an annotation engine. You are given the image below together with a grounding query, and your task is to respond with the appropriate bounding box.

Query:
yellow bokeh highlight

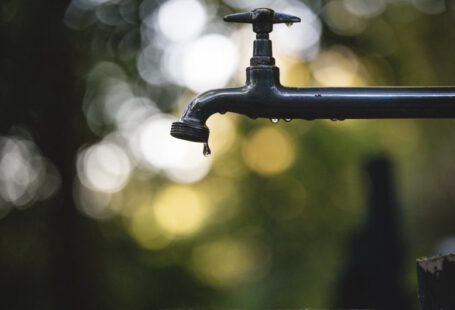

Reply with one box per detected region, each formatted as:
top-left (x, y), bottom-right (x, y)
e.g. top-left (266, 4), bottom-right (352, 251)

top-left (310, 46), bottom-right (366, 87)
top-left (242, 126), bottom-right (296, 176)
top-left (279, 55), bottom-right (311, 87)
top-left (191, 238), bottom-right (268, 287)
top-left (128, 185), bottom-right (211, 249)
top-left (129, 203), bottom-right (172, 250)
top-left (206, 113), bottom-right (237, 156)
top-left (153, 185), bottom-right (209, 237)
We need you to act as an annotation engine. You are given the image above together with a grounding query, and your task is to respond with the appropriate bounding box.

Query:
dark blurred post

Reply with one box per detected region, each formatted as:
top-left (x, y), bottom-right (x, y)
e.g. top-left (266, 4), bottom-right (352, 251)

top-left (334, 155), bottom-right (410, 310)
top-left (417, 254), bottom-right (455, 309)
top-left (0, 0), bottom-right (100, 309)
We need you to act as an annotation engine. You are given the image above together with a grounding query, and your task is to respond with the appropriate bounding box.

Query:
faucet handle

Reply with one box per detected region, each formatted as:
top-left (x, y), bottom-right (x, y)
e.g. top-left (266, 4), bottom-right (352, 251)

top-left (224, 8), bottom-right (301, 34)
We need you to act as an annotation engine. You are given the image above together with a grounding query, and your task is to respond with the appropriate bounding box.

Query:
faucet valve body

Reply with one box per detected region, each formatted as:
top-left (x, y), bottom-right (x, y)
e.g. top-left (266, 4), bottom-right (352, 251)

top-left (171, 8), bottom-right (301, 145)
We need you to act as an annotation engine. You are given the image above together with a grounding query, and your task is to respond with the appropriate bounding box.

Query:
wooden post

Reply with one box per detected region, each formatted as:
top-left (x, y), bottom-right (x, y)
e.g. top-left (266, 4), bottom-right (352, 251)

top-left (417, 254), bottom-right (455, 309)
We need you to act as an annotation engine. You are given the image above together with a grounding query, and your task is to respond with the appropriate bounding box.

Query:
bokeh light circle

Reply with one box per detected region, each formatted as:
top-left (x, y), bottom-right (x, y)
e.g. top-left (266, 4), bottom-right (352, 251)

top-left (191, 238), bottom-right (270, 287)
top-left (242, 126), bottom-right (295, 176)
top-left (77, 141), bottom-right (132, 193)
top-left (129, 204), bottom-right (173, 250)
top-left (153, 185), bottom-right (209, 237)
top-left (131, 114), bottom-right (211, 183)
top-left (182, 34), bottom-right (239, 93)
top-left (156, 0), bottom-right (207, 42)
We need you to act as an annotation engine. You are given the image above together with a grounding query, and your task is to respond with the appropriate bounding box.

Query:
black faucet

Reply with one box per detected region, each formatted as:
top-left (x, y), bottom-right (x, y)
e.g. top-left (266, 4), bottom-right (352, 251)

top-left (170, 8), bottom-right (455, 153)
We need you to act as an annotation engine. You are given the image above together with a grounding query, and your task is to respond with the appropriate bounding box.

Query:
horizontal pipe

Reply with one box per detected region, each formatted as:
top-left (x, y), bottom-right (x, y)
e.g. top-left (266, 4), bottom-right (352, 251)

top-left (268, 87), bottom-right (455, 119)
top-left (178, 86), bottom-right (455, 128)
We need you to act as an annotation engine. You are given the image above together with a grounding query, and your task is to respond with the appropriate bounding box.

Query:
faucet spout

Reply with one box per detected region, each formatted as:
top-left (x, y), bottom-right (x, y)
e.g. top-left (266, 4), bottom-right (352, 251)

top-left (170, 66), bottom-right (282, 143)
top-left (170, 86), bottom-right (249, 143)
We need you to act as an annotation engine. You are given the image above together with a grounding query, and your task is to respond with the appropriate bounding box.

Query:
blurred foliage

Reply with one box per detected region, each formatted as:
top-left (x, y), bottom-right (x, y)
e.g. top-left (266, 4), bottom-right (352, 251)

top-left (0, 0), bottom-right (455, 309)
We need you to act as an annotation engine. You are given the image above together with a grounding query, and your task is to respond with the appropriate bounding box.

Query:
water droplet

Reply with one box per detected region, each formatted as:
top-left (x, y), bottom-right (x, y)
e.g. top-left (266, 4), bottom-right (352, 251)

top-left (203, 143), bottom-right (211, 157)
top-left (270, 118), bottom-right (279, 124)
top-left (284, 118), bottom-right (292, 122)
top-left (286, 22), bottom-right (293, 27)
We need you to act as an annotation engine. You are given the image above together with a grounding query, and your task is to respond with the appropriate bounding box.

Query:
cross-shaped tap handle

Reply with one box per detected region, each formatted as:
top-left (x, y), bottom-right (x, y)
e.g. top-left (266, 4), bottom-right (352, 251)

top-left (224, 8), bottom-right (301, 35)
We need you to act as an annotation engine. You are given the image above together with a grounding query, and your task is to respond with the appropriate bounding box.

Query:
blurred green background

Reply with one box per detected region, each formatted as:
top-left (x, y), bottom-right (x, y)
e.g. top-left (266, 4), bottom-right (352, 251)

top-left (1, 0), bottom-right (455, 309)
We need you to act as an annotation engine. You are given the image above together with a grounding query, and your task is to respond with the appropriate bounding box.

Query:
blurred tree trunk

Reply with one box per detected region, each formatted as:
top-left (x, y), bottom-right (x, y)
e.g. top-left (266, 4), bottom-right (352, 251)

top-left (0, 0), bottom-right (101, 309)
top-left (334, 156), bottom-right (411, 310)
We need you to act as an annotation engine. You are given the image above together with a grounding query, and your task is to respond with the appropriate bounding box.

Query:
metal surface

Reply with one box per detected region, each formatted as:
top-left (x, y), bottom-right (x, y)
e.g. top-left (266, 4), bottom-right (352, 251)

top-left (223, 8), bottom-right (300, 32)
top-left (171, 8), bottom-right (455, 144)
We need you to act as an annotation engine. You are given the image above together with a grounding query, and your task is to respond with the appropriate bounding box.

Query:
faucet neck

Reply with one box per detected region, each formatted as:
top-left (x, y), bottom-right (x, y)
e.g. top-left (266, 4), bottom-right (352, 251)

top-left (251, 34), bottom-right (275, 66)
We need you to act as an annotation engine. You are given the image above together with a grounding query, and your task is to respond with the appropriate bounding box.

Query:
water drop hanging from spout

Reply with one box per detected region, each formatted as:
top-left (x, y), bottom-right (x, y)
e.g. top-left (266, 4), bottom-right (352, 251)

top-left (203, 143), bottom-right (211, 157)
top-left (270, 118), bottom-right (279, 123)
top-left (286, 22), bottom-right (293, 27)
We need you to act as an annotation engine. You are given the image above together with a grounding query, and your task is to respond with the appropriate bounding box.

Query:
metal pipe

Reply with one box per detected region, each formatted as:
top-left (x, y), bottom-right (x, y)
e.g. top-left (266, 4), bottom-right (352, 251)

top-left (274, 87), bottom-right (455, 120)
top-left (170, 8), bottom-right (455, 146)
top-left (171, 66), bottom-right (455, 144)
